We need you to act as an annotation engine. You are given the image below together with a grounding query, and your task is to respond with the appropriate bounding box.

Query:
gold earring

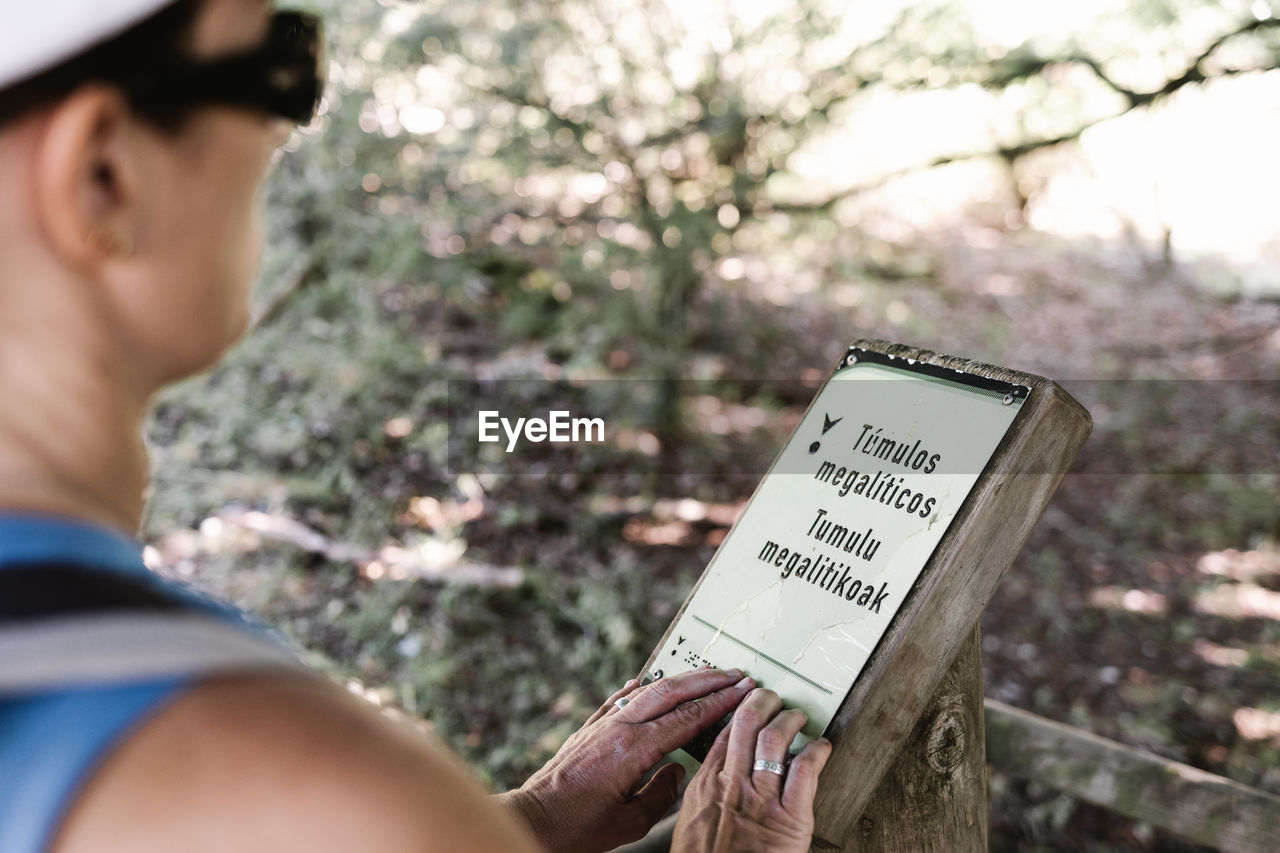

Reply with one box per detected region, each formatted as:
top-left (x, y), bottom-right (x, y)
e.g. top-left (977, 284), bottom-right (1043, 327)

top-left (88, 228), bottom-right (135, 258)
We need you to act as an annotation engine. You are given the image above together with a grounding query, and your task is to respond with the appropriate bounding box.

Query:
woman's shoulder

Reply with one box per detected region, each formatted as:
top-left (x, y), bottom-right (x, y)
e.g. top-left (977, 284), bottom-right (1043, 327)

top-left (0, 515), bottom-right (540, 853)
top-left (51, 674), bottom-right (544, 853)
top-left (0, 513), bottom-right (298, 852)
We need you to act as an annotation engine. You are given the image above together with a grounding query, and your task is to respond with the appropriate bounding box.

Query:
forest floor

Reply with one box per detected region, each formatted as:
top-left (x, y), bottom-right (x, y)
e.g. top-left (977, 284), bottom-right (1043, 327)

top-left (145, 215), bottom-right (1280, 851)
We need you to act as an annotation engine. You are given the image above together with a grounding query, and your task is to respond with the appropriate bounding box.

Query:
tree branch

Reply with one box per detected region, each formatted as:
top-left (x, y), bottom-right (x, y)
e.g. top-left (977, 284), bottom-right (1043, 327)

top-left (763, 16), bottom-right (1280, 216)
top-left (220, 509), bottom-right (524, 588)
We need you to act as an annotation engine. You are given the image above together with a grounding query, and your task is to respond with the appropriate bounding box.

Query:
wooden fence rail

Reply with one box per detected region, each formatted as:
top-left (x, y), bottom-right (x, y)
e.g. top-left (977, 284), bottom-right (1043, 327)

top-left (984, 699), bottom-right (1280, 852)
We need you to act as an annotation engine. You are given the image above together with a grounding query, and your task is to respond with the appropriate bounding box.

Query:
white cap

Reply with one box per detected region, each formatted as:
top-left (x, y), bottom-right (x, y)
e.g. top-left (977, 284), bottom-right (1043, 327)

top-left (1, 2), bottom-right (177, 90)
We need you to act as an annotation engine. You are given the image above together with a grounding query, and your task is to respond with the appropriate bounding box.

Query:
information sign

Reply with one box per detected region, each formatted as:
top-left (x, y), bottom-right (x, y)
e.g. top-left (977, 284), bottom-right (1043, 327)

top-left (649, 347), bottom-right (1030, 745)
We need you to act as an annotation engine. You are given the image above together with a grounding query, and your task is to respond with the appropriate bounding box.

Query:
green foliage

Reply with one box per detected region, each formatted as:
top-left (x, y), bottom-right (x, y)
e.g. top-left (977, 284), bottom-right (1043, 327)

top-left (141, 1), bottom-right (1280, 846)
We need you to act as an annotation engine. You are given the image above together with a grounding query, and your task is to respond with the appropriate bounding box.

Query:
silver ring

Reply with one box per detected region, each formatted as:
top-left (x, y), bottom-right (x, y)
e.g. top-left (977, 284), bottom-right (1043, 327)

top-left (614, 697), bottom-right (629, 708)
top-left (752, 759), bottom-right (786, 776)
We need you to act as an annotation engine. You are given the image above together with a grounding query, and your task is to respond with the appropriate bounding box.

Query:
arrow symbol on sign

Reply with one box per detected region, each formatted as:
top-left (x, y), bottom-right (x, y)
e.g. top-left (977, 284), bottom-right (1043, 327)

top-left (822, 414), bottom-right (843, 434)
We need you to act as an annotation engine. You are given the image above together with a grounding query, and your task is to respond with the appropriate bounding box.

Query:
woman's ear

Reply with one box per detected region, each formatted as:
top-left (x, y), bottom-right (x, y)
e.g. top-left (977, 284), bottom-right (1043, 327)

top-left (31, 85), bottom-right (143, 270)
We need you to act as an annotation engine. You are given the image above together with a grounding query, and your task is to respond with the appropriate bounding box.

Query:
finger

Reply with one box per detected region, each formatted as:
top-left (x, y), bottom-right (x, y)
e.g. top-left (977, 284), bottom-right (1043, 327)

top-left (586, 678), bottom-right (639, 726)
top-left (751, 709), bottom-right (807, 799)
top-left (629, 762), bottom-right (686, 833)
top-left (631, 676), bottom-right (755, 765)
top-left (618, 667), bottom-right (744, 723)
top-left (701, 719), bottom-right (734, 772)
top-left (724, 688), bottom-right (783, 779)
top-left (781, 737), bottom-right (833, 814)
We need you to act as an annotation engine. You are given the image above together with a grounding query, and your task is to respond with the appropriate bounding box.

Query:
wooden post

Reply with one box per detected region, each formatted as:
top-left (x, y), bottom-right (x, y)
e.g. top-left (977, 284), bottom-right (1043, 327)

top-left (823, 625), bottom-right (987, 852)
top-left (804, 341), bottom-right (1089, 848)
top-left (641, 339), bottom-right (1091, 850)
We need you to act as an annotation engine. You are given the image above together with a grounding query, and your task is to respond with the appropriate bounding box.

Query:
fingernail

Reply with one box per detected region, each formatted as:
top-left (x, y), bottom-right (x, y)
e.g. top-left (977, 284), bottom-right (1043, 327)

top-left (723, 668), bottom-right (743, 679)
top-left (623, 678), bottom-right (638, 690)
top-left (734, 675), bottom-right (753, 689)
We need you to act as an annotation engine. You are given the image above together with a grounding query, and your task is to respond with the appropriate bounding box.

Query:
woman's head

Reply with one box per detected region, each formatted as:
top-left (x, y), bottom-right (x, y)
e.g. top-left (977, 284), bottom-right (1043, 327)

top-left (0, 1), bottom-right (206, 129)
top-left (0, 0), bottom-right (322, 386)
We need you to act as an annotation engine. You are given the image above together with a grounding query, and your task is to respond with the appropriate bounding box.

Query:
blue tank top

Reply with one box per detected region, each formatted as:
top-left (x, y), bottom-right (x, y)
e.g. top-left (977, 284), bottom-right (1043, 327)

top-left (0, 514), bottom-right (300, 852)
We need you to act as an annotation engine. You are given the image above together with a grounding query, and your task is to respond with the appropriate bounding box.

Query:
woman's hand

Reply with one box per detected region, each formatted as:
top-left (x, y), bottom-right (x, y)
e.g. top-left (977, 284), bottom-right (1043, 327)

top-left (672, 688), bottom-right (832, 853)
top-left (498, 667), bottom-right (755, 853)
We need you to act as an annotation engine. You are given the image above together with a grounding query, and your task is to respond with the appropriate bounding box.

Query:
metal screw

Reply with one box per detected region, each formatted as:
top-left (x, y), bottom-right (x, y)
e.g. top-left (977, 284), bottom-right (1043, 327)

top-left (1002, 393), bottom-right (1015, 405)
top-left (845, 353), bottom-right (858, 366)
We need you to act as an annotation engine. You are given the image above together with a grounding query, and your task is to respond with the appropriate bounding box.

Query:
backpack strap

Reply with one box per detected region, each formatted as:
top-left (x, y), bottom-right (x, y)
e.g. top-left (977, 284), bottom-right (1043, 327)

top-left (0, 565), bottom-right (182, 619)
top-left (0, 564), bottom-right (301, 693)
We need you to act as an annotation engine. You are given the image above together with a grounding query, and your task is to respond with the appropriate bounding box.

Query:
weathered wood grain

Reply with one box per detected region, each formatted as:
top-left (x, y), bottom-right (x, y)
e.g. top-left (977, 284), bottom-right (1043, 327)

top-left (985, 699), bottom-right (1280, 853)
top-left (827, 625), bottom-right (988, 852)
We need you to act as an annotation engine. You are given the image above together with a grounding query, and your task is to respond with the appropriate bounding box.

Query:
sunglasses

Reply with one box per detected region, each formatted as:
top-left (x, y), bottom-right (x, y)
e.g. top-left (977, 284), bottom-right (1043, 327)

top-left (130, 11), bottom-right (326, 125)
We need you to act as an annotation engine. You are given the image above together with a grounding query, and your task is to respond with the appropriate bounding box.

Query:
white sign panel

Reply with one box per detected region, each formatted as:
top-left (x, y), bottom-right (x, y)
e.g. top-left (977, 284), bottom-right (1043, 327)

top-left (653, 352), bottom-right (1027, 747)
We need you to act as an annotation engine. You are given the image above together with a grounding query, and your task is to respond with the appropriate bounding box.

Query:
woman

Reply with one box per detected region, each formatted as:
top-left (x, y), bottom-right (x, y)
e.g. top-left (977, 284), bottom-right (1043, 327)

top-left (0, 1), bottom-right (832, 850)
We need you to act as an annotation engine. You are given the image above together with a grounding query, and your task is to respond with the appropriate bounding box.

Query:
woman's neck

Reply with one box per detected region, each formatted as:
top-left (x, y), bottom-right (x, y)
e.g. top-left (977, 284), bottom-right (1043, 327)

top-left (0, 303), bottom-right (152, 537)
top-left (0, 438), bottom-right (149, 536)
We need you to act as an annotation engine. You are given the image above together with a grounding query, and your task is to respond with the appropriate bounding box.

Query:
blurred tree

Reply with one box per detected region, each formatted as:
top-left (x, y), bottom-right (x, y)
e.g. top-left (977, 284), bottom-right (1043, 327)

top-left (272, 0), bottom-right (1280, 442)
top-left (146, 0), bottom-right (1280, 808)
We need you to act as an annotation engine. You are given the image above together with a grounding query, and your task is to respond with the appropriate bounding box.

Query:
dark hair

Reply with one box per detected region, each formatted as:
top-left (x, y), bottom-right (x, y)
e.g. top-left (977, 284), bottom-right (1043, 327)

top-left (0, 0), bottom-right (204, 130)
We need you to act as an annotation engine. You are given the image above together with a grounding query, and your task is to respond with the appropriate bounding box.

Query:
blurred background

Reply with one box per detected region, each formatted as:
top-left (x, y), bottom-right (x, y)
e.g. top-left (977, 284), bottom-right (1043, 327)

top-left (143, 0), bottom-right (1280, 848)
